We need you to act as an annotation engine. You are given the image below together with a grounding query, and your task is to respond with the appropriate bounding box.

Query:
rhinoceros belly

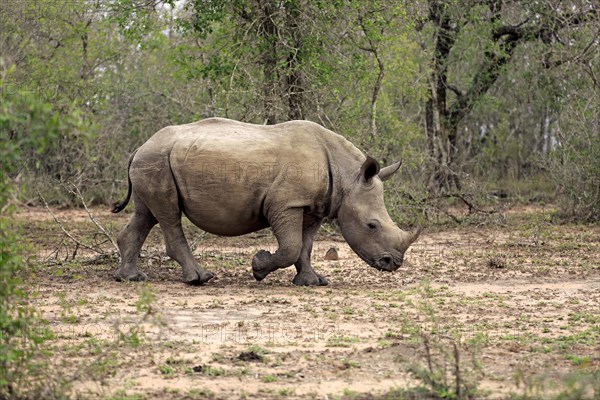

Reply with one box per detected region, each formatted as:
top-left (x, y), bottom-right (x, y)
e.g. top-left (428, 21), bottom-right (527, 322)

top-left (178, 183), bottom-right (270, 236)
top-left (170, 139), bottom-right (275, 236)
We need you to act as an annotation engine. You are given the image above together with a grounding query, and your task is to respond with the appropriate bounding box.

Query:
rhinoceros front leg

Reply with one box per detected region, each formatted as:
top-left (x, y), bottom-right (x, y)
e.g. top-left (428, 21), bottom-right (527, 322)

top-left (160, 218), bottom-right (214, 285)
top-left (293, 219), bottom-right (329, 286)
top-left (252, 208), bottom-right (303, 281)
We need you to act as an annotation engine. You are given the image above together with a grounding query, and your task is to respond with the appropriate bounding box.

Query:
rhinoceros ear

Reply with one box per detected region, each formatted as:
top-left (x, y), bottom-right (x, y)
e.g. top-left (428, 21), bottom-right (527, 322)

top-left (379, 160), bottom-right (402, 182)
top-left (360, 156), bottom-right (381, 183)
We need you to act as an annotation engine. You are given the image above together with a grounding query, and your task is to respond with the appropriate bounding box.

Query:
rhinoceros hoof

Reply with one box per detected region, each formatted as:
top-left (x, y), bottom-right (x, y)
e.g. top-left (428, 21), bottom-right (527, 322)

top-left (252, 250), bottom-right (273, 281)
top-left (183, 269), bottom-right (214, 286)
top-left (316, 274), bottom-right (329, 286)
top-left (114, 270), bottom-right (148, 282)
top-left (293, 272), bottom-right (329, 286)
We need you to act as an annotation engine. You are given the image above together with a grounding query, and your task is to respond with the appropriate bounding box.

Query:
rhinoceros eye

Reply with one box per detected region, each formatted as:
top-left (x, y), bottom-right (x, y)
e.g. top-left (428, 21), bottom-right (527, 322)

top-left (367, 222), bottom-right (378, 231)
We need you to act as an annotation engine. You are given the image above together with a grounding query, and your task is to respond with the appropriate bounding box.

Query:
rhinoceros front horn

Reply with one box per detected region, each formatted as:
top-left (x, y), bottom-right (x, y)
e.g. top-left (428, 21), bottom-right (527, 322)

top-left (403, 227), bottom-right (422, 248)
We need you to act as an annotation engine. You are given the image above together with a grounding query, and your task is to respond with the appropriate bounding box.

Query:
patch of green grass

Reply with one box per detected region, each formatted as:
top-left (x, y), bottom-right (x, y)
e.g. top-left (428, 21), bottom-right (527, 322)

top-left (85, 337), bottom-right (103, 356)
top-left (341, 388), bottom-right (360, 398)
top-left (568, 312), bottom-right (600, 324)
top-left (564, 354), bottom-right (592, 366)
top-left (105, 390), bottom-right (145, 400)
top-left (120, 326), bottom-right (143, 348)
top-left (88, 353), bottom-right (121, 378)
top-left (134, 285), bottom-right (156, 315)
top-left (341, 359), bottom-right (360, 369)
top-left (232, 367), bottom-right (253, 377)
top-left (194, 365), bottom-right (226, 376)
top-left (278, 387), bottom-right (295, 396)
top-left (555, 327), bottom-right (600, 350)
top-left (384, 330), bottom-right (404, 339)
top-left (186, 388), bottom-right (215, 399)
top-left (511, 370), bottom-right (600, 400)
top-left (246, 344), bottom-right (269, 356)
top-left (326, 335), bottom-right (361, 347)
top-left (261, 374), bottom-right (277, 383)
top-left (158, 364), bottom-right (175, 376)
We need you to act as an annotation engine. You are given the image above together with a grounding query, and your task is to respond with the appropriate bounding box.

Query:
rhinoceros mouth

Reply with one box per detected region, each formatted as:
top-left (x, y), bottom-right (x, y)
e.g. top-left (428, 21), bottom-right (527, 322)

top-left (374, 256), bottom-right (395, 271)
top-left (373, 254), bottom-right (403, 272)
top-left (355, 250), bottom-right (403, 272)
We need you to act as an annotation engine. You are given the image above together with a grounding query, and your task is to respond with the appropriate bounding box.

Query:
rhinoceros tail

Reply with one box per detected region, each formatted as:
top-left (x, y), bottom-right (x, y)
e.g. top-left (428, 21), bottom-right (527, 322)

top-left (111, 149), bottom-right (138, 213)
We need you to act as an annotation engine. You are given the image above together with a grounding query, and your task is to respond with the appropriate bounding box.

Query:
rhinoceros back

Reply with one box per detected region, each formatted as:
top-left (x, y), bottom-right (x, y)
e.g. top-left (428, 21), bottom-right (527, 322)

top-left (154, 118), bottom-right (329, 236)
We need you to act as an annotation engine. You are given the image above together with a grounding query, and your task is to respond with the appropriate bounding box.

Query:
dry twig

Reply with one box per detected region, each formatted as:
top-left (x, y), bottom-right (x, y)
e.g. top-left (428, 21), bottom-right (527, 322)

top-left (67, 184), bottom-right (119, 253)
top-left (38, 191), bottom-right (105, 257)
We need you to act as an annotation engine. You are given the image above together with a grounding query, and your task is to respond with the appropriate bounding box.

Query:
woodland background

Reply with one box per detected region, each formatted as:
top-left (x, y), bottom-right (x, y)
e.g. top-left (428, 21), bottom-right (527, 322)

top-left (1, 0), bottom-right (599, 220)
top-left (1, 2), bottom-right (599, 398)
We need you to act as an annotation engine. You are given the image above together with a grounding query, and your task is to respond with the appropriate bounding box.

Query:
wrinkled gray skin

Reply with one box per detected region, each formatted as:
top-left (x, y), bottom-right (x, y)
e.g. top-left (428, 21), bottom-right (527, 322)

top-left (112, 118), bottom-right (421, 286)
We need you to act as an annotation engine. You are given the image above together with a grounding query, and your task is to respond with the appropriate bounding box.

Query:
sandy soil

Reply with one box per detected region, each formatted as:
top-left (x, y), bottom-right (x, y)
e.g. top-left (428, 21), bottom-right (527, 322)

top-left (16, 206), bottom-right (600, 399)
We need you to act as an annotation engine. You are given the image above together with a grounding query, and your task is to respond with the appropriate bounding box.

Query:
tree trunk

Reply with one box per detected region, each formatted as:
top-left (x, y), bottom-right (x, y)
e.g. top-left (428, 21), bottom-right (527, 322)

top-left (426, 0), bottom-right (461, 193)
top-left (259, 0), bottom-right (278, 125)
top-left (366, 38), bottom-right (384, 143)
top-left (285, 0), bottom-right (304, 121)
top-left (421, 0), bottom-right (594, 193)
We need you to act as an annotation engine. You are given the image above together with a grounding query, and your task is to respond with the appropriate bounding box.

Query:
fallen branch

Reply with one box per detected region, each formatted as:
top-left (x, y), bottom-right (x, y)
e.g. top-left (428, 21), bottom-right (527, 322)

top-left (67, 184), bottom-right (119, 254)
top-left (437, 192), bottom-right (499, 215)
top-left (38, 191), bottom-right (105, 257)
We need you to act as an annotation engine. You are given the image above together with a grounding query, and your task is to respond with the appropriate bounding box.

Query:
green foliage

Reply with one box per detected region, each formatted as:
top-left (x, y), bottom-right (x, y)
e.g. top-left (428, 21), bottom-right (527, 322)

top-left (178, 0), bottom-right (228, 38)
top-left (0, 70), bottom-right (79, 398)
top-left (511, 370), bottom-right (600, 400)
top-left (1, 0), bottom-right (598, 218)
top-left (544, 92), bottom-right (600, 222)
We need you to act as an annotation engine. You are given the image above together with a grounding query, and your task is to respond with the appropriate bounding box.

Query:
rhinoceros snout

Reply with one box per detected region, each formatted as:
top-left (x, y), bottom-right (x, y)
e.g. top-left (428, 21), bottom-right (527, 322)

top-left (374, 255), bottom-right (402, 272)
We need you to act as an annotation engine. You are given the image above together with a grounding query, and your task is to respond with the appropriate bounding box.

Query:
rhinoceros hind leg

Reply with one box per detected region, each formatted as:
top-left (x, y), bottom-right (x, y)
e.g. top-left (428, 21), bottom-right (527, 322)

top-left (115, 196), bottom-right (157, 282)
top-left (251, 209), bottom-right (303, 281)
top-left (160, 219), bottom-right (214, 285)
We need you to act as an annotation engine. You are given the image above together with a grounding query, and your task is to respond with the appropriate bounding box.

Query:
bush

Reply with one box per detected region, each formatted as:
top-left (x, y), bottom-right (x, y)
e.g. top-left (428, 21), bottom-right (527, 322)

top-left (542, 90), bottom-right (600, 222)
top-left (1, 70), bottom-right (82, 398)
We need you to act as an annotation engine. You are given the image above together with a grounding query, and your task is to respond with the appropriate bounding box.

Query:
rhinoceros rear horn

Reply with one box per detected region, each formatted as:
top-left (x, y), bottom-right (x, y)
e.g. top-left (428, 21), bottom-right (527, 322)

top-left (379, 161), bottom-right (402, 181)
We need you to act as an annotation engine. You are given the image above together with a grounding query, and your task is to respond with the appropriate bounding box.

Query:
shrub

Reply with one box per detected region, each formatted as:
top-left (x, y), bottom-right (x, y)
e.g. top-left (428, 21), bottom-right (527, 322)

top-left (542, 88), bottom-right (600, 222)
top-left (1, 70), bottom-right (82, 398)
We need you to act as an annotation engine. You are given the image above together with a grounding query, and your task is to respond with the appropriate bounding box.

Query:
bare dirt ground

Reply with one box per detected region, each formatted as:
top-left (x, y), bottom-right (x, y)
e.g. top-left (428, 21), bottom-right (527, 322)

top-left (16, 206), bottom-right (600, 399)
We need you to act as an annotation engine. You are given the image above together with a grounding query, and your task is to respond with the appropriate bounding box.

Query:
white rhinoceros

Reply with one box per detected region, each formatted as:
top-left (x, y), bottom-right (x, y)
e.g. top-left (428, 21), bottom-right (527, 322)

top-left (112, 118), bottom-right (420, 286)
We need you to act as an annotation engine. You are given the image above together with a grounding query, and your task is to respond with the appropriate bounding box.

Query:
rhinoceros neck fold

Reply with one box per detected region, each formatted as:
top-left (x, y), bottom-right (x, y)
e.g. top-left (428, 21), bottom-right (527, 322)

top-left (322, 148), bottom-right (340, 219)
top-left (320, 131), bottom-right (365, 219)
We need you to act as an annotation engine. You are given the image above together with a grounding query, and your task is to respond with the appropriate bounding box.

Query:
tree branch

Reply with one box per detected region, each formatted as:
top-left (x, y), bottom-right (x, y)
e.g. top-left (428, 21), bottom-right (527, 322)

top-left (493, 9), bottom-right (598, 42)
top-left (543, 27), bottom-right (600, 69)
top-left (447, 84), bottom-right (463, 98)
top-left (449, 7), bottom-right (598, 128)
top-left (358, 13), bottom-right (386, 142)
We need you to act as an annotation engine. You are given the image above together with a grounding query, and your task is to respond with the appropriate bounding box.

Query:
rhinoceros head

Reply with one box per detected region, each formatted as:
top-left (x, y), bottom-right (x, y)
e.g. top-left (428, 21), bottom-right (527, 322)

top-left (337, 156), bottom-right (421, 272)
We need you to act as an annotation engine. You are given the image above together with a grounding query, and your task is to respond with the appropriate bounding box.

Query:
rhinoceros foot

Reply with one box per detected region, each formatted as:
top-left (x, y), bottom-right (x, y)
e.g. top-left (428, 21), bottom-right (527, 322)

top-left (293, 272), bottom-right (329, 286)
top-left (183, 268), bottom-right (214, 285)
top-left (316, 273), bottom-right (329, 286)
top-left (252, 250), bottom-right (273, 281)
top-left (114, 269), bottom-right (148, 282)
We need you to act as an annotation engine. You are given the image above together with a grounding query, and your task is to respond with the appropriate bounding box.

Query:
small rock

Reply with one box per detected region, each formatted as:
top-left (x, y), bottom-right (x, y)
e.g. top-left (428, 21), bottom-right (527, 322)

top-left (192, 365), bottom-right (204, 373)
top-left (324, 247), bottom-right (339, 261)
